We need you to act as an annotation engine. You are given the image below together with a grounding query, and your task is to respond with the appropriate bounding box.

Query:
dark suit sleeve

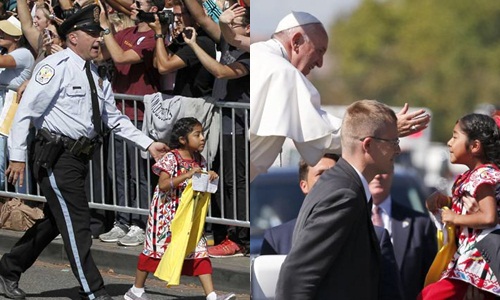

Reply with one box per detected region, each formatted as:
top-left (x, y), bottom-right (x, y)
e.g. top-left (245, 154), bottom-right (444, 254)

top-left (276, 188), bottom-right (363, 299)
top-left (261, 229), bottom-right (279, 255)
top-left (376, 227), bottom-right (404, 300)
top-left (420, 217), bottom-right (438, 286)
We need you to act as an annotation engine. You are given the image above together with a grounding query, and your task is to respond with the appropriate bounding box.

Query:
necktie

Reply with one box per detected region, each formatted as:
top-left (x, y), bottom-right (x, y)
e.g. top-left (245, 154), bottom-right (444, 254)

top-left (85, 61), bottom-right (102, 135)
top-left (372, 205), bottom-right (384, 227)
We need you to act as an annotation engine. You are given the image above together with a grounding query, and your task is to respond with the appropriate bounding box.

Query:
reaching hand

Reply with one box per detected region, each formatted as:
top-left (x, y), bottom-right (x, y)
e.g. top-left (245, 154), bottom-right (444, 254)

top-left (396, 103), bottom-right (431, 137)
top-left (219, 3), bottom-right (246, 24)
top-left (148, 142), bottom-right (170, 161)
top-left (426, 191), bottom-right (450, 214)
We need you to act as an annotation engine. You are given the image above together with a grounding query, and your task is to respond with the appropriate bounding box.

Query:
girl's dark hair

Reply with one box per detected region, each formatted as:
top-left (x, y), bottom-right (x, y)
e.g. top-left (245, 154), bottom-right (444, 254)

top-left (458, 113), bottom-right (500, 165)
top-left (169, 117), bottom-right (202, 149)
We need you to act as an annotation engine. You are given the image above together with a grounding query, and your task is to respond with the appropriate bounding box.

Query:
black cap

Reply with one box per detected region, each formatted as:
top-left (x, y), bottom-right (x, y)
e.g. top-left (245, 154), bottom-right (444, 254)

top-left (58, 4), bottom-right (103, 38)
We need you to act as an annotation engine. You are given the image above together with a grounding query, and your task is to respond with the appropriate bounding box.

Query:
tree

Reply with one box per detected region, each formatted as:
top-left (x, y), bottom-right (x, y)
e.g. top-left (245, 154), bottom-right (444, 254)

top-left (314, 0), bottom-right (500, 142)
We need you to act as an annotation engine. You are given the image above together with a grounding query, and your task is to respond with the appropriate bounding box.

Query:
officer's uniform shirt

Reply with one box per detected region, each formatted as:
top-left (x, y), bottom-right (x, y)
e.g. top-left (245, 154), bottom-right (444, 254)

top-left (8, 48), bottom-right (153, 162)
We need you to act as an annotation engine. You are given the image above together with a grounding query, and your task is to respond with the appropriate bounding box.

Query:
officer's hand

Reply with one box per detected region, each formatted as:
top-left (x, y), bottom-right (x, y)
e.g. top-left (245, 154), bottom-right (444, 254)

top-left (148, 142), bottom-right (169, 161)
top-left (5, 161), bottom-right (26, 187)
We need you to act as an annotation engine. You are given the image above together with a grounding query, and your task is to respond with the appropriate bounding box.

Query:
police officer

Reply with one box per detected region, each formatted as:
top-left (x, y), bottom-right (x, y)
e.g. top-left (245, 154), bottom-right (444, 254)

top-left (0, 5), bottom-right (168, 300)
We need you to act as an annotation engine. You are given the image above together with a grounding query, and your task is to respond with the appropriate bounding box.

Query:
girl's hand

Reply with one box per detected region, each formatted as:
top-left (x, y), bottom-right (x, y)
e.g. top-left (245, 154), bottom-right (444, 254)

top-left (426, 191), bottom-right (450, 213)
top-left (462, 194), bottom-right (479, 213)
top-left (208, 170), bottom-right (219, 181)
top-left (188, 167), bottom-right (202, 178)
top-left (441, 208), bottom-right (457, 225)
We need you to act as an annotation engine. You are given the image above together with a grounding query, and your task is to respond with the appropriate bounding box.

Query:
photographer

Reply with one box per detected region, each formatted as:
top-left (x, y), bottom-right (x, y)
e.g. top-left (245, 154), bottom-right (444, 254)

top-left (96, 0), bottom-right (165, 247)
top-left (149, 0), bottom-right (216, 98)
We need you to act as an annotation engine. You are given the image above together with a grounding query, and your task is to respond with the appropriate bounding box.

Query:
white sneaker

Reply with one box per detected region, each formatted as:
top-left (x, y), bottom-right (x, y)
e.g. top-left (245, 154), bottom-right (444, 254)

top-left (216, 293), bottom-right (236, 300)
top-left (124, 288), bottom-right (150, 300)
top-left (118, 225), bottom-right (145, 246)
top-left (99, 225), bottom-right (127, 243)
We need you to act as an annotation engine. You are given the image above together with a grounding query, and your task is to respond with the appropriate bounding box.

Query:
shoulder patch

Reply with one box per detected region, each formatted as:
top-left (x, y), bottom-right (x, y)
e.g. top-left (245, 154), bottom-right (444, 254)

top-left (35, 65), bottom-right (55, 85)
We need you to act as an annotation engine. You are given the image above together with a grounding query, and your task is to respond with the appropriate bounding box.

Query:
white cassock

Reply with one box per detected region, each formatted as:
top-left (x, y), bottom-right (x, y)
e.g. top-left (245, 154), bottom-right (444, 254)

top-left (250, 39), bottom-right (342, 182)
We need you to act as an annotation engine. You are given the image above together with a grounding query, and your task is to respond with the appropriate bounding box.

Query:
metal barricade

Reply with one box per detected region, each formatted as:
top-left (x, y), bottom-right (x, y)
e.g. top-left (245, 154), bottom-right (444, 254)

top-left (0, 91), bottom-right (250, 229)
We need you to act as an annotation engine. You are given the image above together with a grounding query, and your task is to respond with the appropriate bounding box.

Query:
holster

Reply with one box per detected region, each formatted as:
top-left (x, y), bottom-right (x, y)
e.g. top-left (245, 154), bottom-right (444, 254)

top-left (35, 128), bottom-right (64, 169)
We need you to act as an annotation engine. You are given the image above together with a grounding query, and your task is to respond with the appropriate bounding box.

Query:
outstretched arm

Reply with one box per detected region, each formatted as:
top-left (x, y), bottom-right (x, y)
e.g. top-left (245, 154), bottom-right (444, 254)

top-left (183, 26), bottom-right (247, 79)
top-left (396, 103), bottom-right (431, 137)
top-left (219, 4), bottom-right (249, 52)
top-left (17, 0), bottom-right (41, 52)
top-left (183, 0), bottom-right (220, 43)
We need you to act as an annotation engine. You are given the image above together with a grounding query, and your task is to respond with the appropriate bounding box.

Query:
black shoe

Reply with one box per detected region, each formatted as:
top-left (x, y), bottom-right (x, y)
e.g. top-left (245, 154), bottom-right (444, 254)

top-left (0, 274), bottom-right (26, 299)
top-left (94, 294), bottom-right (113, 300)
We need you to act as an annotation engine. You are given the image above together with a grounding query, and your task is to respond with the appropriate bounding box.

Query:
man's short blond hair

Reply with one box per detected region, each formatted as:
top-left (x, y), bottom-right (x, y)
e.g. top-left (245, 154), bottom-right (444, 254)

top-left (341, 100), bottom-right (397, 150)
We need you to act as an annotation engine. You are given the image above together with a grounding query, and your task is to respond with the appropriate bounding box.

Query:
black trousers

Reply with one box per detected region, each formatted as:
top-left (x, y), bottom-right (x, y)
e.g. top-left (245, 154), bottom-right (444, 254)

top-left (107, 123), bottom-right (154, 230)
top-left (212, 134), bottom-right (249, 247)
top-left (0, 140), bottom-right (106, 299)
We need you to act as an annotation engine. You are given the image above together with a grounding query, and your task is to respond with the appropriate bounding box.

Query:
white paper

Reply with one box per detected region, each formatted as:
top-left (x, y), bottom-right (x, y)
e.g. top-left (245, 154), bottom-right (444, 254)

top-left (192, 173), bottom-right (218, 193)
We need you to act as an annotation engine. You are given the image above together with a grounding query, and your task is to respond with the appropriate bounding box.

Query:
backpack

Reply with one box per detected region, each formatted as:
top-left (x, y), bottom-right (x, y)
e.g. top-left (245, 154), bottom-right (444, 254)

top-left (0, 198), bottom-right (44, 231)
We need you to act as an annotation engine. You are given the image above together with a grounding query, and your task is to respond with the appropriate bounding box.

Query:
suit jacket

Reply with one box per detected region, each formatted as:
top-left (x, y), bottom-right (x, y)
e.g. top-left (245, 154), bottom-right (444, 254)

top-left (391, 202), bottom-right (437, 300)
top-left (260, 218), bottom-right (296, 255)
top-left (375, 226), bottom-right (404, 300)
top-left (275, 158), bottom-right (381, 300)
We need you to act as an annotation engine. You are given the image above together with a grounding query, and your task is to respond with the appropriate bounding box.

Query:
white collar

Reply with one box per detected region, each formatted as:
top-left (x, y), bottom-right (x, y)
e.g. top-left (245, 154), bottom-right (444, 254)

top-left (271, 38), bottom-right (289, 61)
top-left (377, 196), bottom-right (392, 217)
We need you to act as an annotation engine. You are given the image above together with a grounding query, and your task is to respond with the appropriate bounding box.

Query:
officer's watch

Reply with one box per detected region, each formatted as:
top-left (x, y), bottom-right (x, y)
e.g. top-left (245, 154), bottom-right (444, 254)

top-left (102, 28), bottom-right (111, 36)
top-left (154, 33), bottom-right (166, 40)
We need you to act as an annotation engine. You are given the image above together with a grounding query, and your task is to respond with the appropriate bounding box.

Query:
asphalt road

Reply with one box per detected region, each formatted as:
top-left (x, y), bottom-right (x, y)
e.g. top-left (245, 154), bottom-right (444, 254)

top-left (0, 258), bottom-right (250, 300)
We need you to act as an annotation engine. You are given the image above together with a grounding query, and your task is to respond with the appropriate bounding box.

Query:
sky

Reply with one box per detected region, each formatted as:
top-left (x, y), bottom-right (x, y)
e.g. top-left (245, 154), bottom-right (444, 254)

top-left (251, 0), bottom-right (362, 41)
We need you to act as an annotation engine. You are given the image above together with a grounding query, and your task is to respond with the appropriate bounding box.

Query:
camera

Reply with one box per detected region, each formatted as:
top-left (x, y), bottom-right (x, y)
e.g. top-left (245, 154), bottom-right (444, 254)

top-left (182, 28), bottom-right (193, 39)
top-left (136, 10), bottom-right (174, 26)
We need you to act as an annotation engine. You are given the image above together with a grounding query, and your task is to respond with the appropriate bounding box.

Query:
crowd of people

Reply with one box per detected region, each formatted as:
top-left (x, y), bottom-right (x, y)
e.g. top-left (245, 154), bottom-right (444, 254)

top-left (0, 0), bottom-right (249, 299)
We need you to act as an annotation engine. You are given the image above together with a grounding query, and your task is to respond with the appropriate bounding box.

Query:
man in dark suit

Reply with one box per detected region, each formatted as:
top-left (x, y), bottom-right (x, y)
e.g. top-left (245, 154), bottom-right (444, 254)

top-left (276, 100), bottom-right (401, 300)
top-left (260, 154), bottom-right (339, 255)
top-left (261, 154), bottom-right (403, 300)
top-left (370, 172), bottom-right (437, 300)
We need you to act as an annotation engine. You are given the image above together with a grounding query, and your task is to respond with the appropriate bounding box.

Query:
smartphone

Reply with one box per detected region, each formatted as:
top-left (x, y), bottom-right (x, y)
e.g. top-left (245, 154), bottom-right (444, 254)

top-left (43, 29), bottom-right (52, 44)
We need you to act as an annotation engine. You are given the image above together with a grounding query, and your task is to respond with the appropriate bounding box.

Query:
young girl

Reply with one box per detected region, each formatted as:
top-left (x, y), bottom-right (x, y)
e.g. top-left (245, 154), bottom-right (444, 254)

top-left (124, 117), bottom-right (235, 300)
top-left (421, 113), bottom-right (500, 299)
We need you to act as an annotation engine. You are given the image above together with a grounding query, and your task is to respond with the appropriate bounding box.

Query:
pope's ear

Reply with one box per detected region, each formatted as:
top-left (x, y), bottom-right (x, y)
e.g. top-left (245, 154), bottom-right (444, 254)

top-left (290, 31), bottom-right (304, 49)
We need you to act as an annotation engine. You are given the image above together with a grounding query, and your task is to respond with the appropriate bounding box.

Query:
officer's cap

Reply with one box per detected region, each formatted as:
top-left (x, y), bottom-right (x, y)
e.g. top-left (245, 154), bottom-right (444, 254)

top-left (58, 4), bottom-right (103, 38)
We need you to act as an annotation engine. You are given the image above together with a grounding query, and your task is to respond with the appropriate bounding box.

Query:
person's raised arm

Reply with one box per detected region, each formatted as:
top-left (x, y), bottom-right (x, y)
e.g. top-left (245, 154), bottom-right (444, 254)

top-left (102, 0), bottom-right (133, 16)
top-left (183, 26), bottom-right (247, 79)
top-left (183, 0), bottom-right (220, 43)
top-left (17, 0), bottom-right (41, 52)
top-left (218, 3), bottom-right (248, 52)
top-left (98, 3), bottom-right (141, 64)
top-left (149, 16), bottom-right (185, 74)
